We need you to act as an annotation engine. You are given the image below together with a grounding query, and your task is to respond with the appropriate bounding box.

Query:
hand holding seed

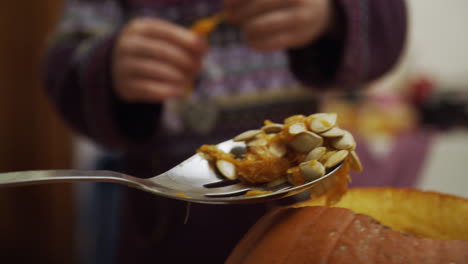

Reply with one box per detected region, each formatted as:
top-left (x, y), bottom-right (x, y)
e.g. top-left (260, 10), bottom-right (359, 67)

top-left (224, 0), bottom-right (335, 51)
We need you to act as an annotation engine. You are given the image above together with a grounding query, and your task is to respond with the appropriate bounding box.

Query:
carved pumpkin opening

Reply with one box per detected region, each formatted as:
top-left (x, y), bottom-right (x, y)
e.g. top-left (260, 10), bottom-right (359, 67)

top-left (227, 188), bottom-right (468, 264)
top-left (296, 188), bottom-right (468, 241)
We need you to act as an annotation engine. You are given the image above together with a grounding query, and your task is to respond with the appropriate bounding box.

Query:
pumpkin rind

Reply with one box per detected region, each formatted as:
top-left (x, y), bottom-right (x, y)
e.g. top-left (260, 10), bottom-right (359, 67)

top-left (227, 188), bottom-right (468, 264)
top-left (227, 206), bottom-right (468, 264)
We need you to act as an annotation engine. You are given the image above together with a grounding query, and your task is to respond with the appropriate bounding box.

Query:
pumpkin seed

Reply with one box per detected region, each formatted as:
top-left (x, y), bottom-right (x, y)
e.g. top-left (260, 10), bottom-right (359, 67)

top-left (331, 131), bottom-right (356, 150)
top-left (248, 145), bottom-right (268, 155)
top-left (299, 160), bottom-right (325, 181)
top-left (234, 129), bottom-right (262, 142)
top-left (347, 150), bottom-right (363, 172)
top-left (319, 150), bottom-right (336, 164)
top-left (324, 150), bottom-right (349, 168)
top-left (247, 136), bottom-right (268, 147)
top-left (269, 141), bottom-right (287, 157)
top-left (284, 115), bottom-right (306, 124)
top-left (305, 147), bottom-right (327, 162)
top-left (289, 131), bottom-right (323, 153)
top-left (261, 123), bottom-right (283, 134)
top-left (321, 127), bottom-right (346, 138)
top-left (308, 113), bottom-right (337, 133)
top-left (216, 160), bottom-right (237, 180)
top-left (288, 122), bottom-right (307, 135)
top-left (286, 166), bottom-right (306, 186)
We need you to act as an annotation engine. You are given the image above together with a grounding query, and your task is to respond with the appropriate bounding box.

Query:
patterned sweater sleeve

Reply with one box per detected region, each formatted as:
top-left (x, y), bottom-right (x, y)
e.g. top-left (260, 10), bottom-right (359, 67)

top-left (288, 0), bottom-right (408, 88)
top-left (43, 0), bottom-right (161, 151)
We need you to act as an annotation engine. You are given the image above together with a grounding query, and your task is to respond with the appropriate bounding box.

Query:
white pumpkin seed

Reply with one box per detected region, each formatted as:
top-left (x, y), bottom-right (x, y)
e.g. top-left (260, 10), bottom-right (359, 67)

top-left (347, 150), bottom-right (363, 172)
top-left (269, 141), bottom-right (287, 157)
top-left (331, 131), bottom-right (356, 150)
top-left (286, 167), bottom-right (304, 185)
top-left (284, 115), bottom-right (306, 124)
top-left (308, 113), bottom-right (337, 122)
top-left (288, 122), bottom-right (307, 135)
top-left (299, 160), bottom-right (325, 181)
top-left (233, 129), bottom-right (262, 142)
top-left (261, 123), bottom-right (283, 134)
top-left (319, 150), bottom-right (336, 164)
top-left (324, 150), bottom-right (349, 168)
top-left (321, 127), bottom-right (346, 138)
top-left (308, 113), bottom-right (337, 133)
top-left (247, 136), bottom-right (268, 147)
top-left (248, 145), bottom-right (268, 156)
top-left (305, 147), bottom-right (327, 162)
top-left (216, 160), bottom-right (237, 180)
top-left (289, 131), bottom-right (323, 153)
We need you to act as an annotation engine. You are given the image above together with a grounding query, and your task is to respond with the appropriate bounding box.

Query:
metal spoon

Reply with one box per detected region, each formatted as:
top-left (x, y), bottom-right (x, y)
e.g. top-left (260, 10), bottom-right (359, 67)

top-left (0, 140), bottom-right (342, 204)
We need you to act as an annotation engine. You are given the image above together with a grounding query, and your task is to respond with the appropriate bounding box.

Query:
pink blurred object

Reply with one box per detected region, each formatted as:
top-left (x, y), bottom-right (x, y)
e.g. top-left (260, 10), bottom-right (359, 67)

top-left (350, 129), bottom-right (435, 188)
top-left (408, 76), bottom-right (434, 106)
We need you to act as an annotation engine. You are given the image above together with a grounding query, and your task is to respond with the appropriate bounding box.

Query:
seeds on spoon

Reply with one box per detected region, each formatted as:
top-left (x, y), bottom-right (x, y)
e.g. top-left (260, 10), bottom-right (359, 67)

top-left (289, 131), bottom-right (323, 153)
top-left (331, 131), bottom-right (356, 150)
top-left (261, 123), bottom-right (283, 134)
top-left (286, 167), bottom-right (306, 186)
top-left (321, 127), bottom-right (346, 138)
top-left (308, 113), bottom-right (337, 133)
top-left (284, 115), bottom-right (307, 124)
top-left (197, 112), bottom-right (362, 188)
top-left (299, 160), bottom-right (325, 181)
top-left (247, 136), bottom-right (268, 147)
top-left (216, 160), bottom-right (237, 180)
top-left (305, 147), bottom-right (327, 162)
top-left (324, 150), bottom-right (349, 169)
top-left (347, 150), bottom-right (363, 172)
top-left (269, 141), bottom-right (287, 158)
top-left (234, 129), bottom-right (261, 142)
top-left (319, 150), bottom-right (336, 164)
top-left (288, 122), bottom-right (307, 135)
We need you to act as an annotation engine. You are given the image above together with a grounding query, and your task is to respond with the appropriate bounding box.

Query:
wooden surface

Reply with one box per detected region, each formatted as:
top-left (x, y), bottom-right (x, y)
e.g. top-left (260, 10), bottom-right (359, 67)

top-left (0, 1), bottom-right (76, 263)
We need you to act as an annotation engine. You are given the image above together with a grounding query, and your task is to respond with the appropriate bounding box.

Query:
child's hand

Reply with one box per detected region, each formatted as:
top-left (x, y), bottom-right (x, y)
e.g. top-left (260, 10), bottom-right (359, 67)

top-left (224, 0), bottom-right (334, 52)
top-left (112, 18), bottom-right (207, 103)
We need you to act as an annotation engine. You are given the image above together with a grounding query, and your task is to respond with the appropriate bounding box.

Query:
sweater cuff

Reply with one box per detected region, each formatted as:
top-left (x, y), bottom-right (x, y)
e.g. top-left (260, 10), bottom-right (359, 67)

top-left (288, 34), bottom-right (345, 88)
top-left (288, 0), bottom-right (360, 88)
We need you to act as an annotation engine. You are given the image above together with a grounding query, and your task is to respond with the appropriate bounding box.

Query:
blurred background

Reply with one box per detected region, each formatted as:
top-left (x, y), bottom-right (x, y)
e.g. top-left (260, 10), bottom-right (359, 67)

top-left (0, 0), bottom-right (467, 263)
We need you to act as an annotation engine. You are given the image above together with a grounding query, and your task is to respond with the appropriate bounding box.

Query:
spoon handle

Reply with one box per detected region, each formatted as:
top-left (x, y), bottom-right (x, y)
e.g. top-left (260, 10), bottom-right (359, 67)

top-left (0, 170), bottom-right (137, 188)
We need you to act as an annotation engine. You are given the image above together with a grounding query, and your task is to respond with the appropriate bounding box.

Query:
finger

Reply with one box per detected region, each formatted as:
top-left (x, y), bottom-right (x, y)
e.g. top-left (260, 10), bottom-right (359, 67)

top-left (129, 18), bottom-right (208, 55)
top-left (123, 57), bottom-right (189, 85)
top-left (248, 24), bottom-right (312, 51)
top-left (226, 0), bottom-right (292, 24)
top-left (243, 8), bottom-right (298, 41)
top-left (120, 35), bottom-right (202, 74)
top-left (125, 80), bottom-right (184, 102)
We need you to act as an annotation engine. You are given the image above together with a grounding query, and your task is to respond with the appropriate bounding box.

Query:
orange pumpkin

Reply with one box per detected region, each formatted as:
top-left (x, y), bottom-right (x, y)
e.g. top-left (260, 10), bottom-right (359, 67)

top-left (227, 188), bottom-right (468, 264)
